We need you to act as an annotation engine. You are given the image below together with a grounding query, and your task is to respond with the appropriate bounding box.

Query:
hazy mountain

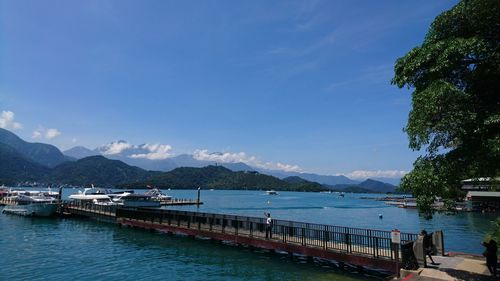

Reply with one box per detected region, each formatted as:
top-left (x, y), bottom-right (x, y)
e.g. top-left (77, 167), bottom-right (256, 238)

top-left (63, 146), bottom-right (99, 159)
top-left (358, 179), bottom-right (397, 193)
top-left (258, 169), bottom-right (359, 185)
top-left (0, 142), bottom-right (50, 185)
top-left (326, 178), bottom-right (397, 193)
top-left (370, 177), bottom-right (401, 186)
top-left (0, 128), bottom-right (67, 167)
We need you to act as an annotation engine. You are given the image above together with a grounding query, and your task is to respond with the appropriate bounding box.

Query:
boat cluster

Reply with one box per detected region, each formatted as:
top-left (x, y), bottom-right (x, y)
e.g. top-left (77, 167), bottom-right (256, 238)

top-left (0, 185), bottom-right (174, 217)
top-left (68, 186), bottom-right (172, 208)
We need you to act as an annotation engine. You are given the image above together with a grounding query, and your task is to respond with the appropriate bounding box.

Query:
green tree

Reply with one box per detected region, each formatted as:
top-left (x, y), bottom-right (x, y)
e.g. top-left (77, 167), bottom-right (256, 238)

top-left (392, 0), bottom-right (500, 215)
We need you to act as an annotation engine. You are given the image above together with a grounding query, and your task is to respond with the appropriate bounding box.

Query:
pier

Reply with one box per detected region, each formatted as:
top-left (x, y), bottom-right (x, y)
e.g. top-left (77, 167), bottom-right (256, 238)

top-left (61, 202), bottom-right (422, 274)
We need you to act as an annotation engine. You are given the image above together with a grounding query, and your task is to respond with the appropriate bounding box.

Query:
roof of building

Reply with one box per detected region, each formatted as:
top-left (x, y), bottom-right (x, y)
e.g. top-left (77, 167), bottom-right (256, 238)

top-left (462, 177), bottom-right (500, 183)
top-left (466, 191), bottom-right (500, 198)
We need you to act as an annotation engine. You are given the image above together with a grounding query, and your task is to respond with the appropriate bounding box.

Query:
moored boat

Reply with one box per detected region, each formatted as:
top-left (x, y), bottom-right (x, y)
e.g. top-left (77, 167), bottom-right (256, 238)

top-left (2, 194), bottom-right (58, 216)
top-left (144, 188), bottom-right (172, 205)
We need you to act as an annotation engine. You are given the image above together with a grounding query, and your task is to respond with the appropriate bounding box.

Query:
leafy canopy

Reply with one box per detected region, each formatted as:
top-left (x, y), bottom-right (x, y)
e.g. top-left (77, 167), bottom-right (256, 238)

top-left (392, 0), bottom-right (500, 214)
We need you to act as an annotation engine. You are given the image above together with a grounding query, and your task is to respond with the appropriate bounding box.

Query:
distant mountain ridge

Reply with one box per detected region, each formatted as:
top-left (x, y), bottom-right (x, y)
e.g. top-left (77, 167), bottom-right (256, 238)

top-left (324, 178), bottom-right (397, 193)
top-left (0, 131), bottom-right (400, 189)
top-left (0, 142), bottom-right (50, 184)
top-left (50, 156), bottom-right (159, 187)
top-left (0, 128), bottom-right (68, 167)
top-left (120, 166), bottom-right (325, 191)
top-left (63, 146), bottom-right (99, 159)
top-left (63, 144), bottom-right (374, 186)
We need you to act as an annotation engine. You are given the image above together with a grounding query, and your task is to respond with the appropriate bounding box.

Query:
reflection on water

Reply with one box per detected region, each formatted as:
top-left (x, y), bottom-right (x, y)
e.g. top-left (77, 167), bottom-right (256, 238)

top-left (0, 212), bottom-right (379, 281)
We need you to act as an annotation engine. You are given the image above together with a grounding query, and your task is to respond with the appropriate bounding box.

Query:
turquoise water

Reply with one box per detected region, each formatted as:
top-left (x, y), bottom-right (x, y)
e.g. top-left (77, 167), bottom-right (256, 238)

top-left (1, 189), bottom-right (496, 280)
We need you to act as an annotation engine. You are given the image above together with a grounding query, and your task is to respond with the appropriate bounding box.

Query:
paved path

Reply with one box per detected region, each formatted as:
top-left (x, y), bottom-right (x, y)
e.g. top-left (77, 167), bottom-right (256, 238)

top-left (401, 253), bottom-right (497, 281)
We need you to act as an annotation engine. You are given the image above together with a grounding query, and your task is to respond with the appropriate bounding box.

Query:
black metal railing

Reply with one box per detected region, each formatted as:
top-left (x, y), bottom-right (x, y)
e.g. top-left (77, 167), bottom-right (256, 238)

top-left (116, 207), bottom-right (419, 260)
top-left (64, 200), bottom-right (117, 215)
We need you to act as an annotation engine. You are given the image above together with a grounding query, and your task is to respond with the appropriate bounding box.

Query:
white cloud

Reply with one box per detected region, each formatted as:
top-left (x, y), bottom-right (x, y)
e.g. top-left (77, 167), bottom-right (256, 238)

top-left (274, 162), bottom-right (302, 172)
top-left (341, 170), bottom-right (408, 179)
top-left (45, 128), bottom-right (61, 139)
top-left (0, 110), bottom-right (22, 130)
top-left (32, 130), bottom-right (42, 139)
top-left (98, 141), bottom-right (173, 160)
top-left (130, 144), bottom-right (172, 160)
top-left (100, 141), bottom-right (134, 155)
top-left (193, 149), bottom-right (255, 163)
top-left (32, 127), bottom-right (61, 140)
top-left (193, 149), bottom-right (302, 172)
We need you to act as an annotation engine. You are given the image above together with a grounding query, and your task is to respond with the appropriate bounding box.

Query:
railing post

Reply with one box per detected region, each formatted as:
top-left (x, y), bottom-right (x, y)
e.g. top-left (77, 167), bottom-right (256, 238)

top-left (301, 228), bottom-right (306, 246)
top-left (282, 225), bottom-right (286, 243)
top-left (249, 220), bottom-right (253, 237)
top-left (345, 227), bottom-right (351, 253)
top-left (323, 225), bottom-right (328, 250)
top-left (222, 215), bottom-right (225, 234)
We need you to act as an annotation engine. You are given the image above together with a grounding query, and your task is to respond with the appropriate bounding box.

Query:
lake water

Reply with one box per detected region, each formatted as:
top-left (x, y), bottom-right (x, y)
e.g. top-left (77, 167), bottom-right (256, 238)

top-left (0, 189), bottom-right (496, 281)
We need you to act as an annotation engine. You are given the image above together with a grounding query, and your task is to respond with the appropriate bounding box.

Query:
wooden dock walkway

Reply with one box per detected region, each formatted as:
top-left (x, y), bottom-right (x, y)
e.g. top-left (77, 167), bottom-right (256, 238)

top-left (61, 202), bottom-right (421, 274)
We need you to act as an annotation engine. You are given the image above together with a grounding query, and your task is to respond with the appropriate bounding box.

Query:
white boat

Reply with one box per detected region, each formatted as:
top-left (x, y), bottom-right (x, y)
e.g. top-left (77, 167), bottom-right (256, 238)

top-left (69, 187), bottom-right (112, 200)
top-left (108, 190), bottom-right (135, 203)
top-left (2, 194), bottom-right (58, 216)
top-left (144, 188), bottom-right (172, 204)
top-left (266, 190), bottom-right (278, 195)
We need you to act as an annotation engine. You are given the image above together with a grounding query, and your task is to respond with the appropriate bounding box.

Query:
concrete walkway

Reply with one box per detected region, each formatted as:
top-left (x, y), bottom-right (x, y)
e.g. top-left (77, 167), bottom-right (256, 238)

top-left (400, 253), bottom-right (498, 281)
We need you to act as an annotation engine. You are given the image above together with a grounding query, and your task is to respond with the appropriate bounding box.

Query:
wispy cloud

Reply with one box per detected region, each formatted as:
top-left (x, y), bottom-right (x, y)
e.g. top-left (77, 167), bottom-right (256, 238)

top-left (130, 144), bottom-right (172, 160)
top-left (325, 63), bottom-right (394, 92)
top-left (0, 110), bottom-right (22, 130)
top-left (32, 127), bottom-right (61, 140)
top-left (340, 170), bottom-right (408, 179)
top-left (99, 141), bottom-right (173, 160)
top-left (193, 149), bottom-right (302, 172)
top-left (99, 141), bottom-right (134, 155)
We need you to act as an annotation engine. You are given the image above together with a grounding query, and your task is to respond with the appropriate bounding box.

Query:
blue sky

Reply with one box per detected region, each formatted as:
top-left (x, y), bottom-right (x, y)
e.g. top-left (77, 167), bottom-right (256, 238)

top-left (0, 0), bottom-right (458, 178)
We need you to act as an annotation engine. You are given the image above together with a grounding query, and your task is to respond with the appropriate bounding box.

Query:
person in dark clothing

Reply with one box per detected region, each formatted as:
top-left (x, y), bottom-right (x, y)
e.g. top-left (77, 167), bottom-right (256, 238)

top-left (421, 230), bottom-right (436, 265)
top-left (265, 213), bottom-right (273, 239)
top-left (483, 239), bottom-right (497, 277)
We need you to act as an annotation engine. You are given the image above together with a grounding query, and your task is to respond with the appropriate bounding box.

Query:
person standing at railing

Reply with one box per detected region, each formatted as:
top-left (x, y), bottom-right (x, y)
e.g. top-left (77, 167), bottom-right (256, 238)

top-left (265, 212), bottom-right (273, 239)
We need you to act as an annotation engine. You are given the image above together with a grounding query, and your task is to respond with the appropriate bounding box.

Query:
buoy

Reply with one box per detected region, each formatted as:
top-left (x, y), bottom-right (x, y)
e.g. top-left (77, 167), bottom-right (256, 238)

top-left (267, 200), bottom-right (271, 204)
top-left (378, 214), bottom-right (383, 219)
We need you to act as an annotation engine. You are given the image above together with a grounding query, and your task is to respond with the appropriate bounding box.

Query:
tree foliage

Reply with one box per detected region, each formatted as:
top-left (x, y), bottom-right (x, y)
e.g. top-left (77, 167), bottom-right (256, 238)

top-left (392, 0), bottom-right (500, 214)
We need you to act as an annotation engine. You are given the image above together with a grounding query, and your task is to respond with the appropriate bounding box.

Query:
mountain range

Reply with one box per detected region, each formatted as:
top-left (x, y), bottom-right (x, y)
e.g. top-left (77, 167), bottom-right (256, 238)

top-left (0, 128), bottom-right (398, 192)
top-left (0, 128), bottom-right (69, 167)
top-left (62, 142), bottom-right (400, 186)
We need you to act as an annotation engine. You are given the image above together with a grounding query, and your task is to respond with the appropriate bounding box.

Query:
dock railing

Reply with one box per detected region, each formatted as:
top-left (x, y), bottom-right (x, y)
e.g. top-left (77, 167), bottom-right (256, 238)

top-left (116, 207), bottom-right (418, 261)
top-left (63, 200), bottom-right (117, 217)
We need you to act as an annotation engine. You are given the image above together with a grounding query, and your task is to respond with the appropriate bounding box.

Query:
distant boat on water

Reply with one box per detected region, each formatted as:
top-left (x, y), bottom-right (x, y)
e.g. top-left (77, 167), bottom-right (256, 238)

top-left (266, 190), bottom-right (278, 195)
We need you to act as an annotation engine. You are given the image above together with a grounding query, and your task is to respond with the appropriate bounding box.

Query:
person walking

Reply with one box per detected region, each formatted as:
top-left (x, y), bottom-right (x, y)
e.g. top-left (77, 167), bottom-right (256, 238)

top-left (483, 239), bottom-right (497, 277)
top-left (265, 213), bottom-right (273, 239)
top-left (421, 230), bottom-right (437, 265)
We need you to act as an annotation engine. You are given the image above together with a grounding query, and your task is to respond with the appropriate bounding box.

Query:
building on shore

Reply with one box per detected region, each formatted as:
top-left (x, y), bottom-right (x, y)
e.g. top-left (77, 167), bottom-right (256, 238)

top-left (462, 178), bottom-right (500, 212)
